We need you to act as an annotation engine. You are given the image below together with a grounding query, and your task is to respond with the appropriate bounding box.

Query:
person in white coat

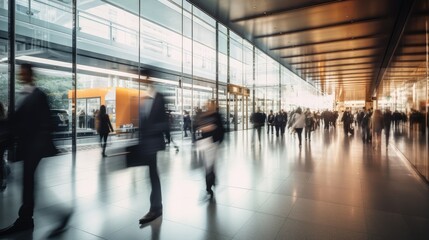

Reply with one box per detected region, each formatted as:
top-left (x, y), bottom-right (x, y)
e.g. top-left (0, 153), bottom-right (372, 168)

top-left (290, 107), bottom-right (305, 146)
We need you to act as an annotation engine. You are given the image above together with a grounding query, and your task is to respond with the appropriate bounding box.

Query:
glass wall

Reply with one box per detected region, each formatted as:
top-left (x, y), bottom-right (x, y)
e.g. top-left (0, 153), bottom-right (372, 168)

top-left (12, 0), bottom-right (73, 143)
top-left (0, 0), bottom-right (321, 152)
top-left (0, 0), bottom-right (8, 116)
top-left (379, 2), bottom-right (429, 181)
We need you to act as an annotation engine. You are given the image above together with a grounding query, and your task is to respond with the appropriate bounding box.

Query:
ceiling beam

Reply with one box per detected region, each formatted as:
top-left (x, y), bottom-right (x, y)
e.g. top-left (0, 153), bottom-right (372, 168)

top-left (396, 52), bottom-right (427, 56)
top-left (305, 73), bottom-right (373, 79)
top-left (301, 67), bottom-right (374, 74)
top-left (270, 34), bottom-right (383, 51)
top-left (290, 55), bottom-right (377, 65)
top-left (394, 59), bottom-right (425, 62)
top-left (231, 0), bottom-right (345, 22)
top-left (321, 81), bottom-right (369, 83)
top-left (297, 61), bottom-right (376, 70)
top-left (313, 76), bottom-right (372, 80)
top-left (402, 43), bottom-right (427, 47)
top-left (307, 74), bottom-right (373, 79)
top-left (281, 46), bottom-right (380, 58)
top-left (255, 16), bottom-right (383, 39)
top-left (405, 30), bottom-right (426, 35)
top-left (386, 70), bottom-right (415, 72)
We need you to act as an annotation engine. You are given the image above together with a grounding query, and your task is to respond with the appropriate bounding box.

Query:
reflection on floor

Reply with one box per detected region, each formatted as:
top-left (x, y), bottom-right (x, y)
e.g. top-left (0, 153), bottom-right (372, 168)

top-left (1, 126), bottom-right (429, 239)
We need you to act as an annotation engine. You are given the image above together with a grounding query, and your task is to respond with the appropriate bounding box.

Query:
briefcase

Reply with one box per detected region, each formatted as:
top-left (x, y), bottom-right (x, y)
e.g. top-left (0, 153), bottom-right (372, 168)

top-left (125, 144), bottom-right (152, 167)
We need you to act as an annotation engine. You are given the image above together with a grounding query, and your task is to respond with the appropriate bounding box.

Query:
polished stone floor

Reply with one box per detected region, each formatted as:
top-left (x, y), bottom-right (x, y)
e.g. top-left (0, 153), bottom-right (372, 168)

top-left (1, 126), bottom-right (429, 240)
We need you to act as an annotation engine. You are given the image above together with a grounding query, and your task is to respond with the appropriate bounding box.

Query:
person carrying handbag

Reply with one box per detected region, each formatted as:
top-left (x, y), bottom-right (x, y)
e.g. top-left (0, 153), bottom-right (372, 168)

top-left (195, 101), bottom-right (224, 198)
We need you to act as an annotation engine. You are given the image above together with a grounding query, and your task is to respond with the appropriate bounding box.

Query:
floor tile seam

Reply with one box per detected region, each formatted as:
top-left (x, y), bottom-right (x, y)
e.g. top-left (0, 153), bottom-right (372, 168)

top-left (281, 217), bottom-right (368, 237)
top-left (254, 207), bottom-right (293, 219)
top-left (293, 196), bottom-right (366, 211)
top-left (255, 193), bottom-right (296, 218)
top-left (272, 217), bottom-right (289, 240)
top-left (362, 208), bottom-right (372, 238)
top-left (208, 200), bottom-right (262, 213)
top-left (285, 197), bottom-right (299, 220)
top-left (35, 181), bottom-right (78, 191)
top-left (75, 195), bottom-right (140, 213)
top-left (284, 192), bottom-right (365, 208)
top-left (229, 211), bottom-right (286, 240)
top-left (362, 209), bottom-right (415, 236)
top-left (229, 211), bottom-right (260, 239)
top-left (298, 180), bottom-right (364, 191)
top-left (67, 226), bottom-right (109, 239)
top-left (286, 215), bottom-right (368, 234)
top-left (161, 215), bottom-right (236, 239)
top-left (69, 214), bottom-right (143, 238)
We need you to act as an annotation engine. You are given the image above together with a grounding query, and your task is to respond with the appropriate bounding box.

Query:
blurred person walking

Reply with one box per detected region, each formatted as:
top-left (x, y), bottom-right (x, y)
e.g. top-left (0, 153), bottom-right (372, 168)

top-left (372, 109), bottom-right (384, 149)
top-left (290, 107), bottom-right (305, 146)
top-left (280, 110), bottom-right (288, 136)
top-left (78, 109), bottom-right (85, 128)
top-left (266, 110), bottom-right (275, 134)
top-left (361, 109), bottom-right (372, 143)
top-left (274, 111), bottom-right (283, 137)
top-left (0, 102), bottom-right (8, 191)
top-left (251, 107), bottom-right (265, 144)
top-left (383, 109), bottom-right (392, 148)
top-left (195, 101), bottom-right (224, 198)
top-left (137, 81), bottom-right (169, 225)
top-left (0, 63), bottom-right (61, 236)
top-left (97, 105), bottom-right (114, 157)
top-left (341, 108), bottom-right (353, 135)
top-left (165, 110), bottom-right (179, 152)
top-left (304, 108), bottom-right (314, 141)
top-left (183, 110), bottom-right (191, 137)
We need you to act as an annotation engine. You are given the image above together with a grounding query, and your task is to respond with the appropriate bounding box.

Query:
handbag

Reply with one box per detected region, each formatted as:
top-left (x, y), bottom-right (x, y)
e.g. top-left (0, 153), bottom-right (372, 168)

top-left (125, 144), bottom-right (153, 167)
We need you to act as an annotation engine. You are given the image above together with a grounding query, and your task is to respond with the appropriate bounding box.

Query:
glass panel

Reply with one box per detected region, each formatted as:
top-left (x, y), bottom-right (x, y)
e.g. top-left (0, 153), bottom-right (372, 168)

top-left (230, 36), bottom-right (243, 85)
top-left (13, 0), bottom-right (73, 146)
top-left (76, 0), bottom-right (140, 147)
top-left (218, 31), bottom-right (227, 83)
top-left (0, 1), bottom-right (8, 117)
top-left (384, 4), bottom-right (429, 181)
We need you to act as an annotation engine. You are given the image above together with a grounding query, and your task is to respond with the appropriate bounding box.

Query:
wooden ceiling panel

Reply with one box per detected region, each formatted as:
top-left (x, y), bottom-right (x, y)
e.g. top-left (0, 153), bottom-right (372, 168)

top-left (264, 21), bottom-right (384, 48)
top-left (275, 38), bottom-right (381, 57)
top-left (189, 0), bottom-right (415, 101)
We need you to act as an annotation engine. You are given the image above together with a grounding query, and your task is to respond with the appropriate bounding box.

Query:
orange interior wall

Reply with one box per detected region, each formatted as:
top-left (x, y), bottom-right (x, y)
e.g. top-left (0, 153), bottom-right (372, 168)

top-left (69, 87), bottom-right (141, 128)
top-left (68, 88), bottom-right (110, 106)
top-left (115, 88), bottom-right (139, 127)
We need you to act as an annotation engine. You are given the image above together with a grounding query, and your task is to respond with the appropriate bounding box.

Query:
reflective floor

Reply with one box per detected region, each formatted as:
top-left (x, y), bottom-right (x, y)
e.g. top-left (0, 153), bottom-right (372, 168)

top-left (1, 126), bottom-right (429, 240)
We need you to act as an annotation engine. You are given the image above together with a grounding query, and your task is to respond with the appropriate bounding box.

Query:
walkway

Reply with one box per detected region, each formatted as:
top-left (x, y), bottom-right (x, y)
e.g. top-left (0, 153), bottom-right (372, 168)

top-left (1, 126), bottom-right (429, 239)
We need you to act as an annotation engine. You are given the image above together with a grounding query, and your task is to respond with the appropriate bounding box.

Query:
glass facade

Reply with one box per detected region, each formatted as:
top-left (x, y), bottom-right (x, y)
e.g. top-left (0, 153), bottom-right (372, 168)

top-left (1, 0), bottom-right (322, 151)
top-left (0, 0), bottom-right (8, 115)
top-left (379, 3), bottom-right (429, 181)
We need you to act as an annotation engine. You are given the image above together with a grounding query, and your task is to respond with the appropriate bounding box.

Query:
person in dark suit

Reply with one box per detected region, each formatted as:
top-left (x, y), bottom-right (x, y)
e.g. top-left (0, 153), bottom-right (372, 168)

top-left (0, 102), bottom-right (8, 191)
top-left (266, 110), bottom-right (275, 134)
top-left (183, 110), bottom-right (191, 137)
top-left (251, 107), bottom-right (265, 144)
top-left (0, 63), bottom-right (59, 235)
top-left (138, 81), bottom-right (169, 225)
top-left (97, 105), bottom-right (114, 157)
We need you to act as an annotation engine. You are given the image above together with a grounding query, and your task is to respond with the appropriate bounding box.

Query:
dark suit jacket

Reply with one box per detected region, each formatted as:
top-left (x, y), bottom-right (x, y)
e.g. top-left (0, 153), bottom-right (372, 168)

top-left (139, 92), bottom-right (169, 155)
top-left (13, 87), bottom-right (56, 161)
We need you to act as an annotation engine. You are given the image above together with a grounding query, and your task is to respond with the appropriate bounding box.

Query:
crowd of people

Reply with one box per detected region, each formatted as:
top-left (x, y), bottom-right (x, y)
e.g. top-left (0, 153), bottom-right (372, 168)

top-left (247, 106), bottom-right (423, 150)
top-left (0, 64), bottom-right (426, 237)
